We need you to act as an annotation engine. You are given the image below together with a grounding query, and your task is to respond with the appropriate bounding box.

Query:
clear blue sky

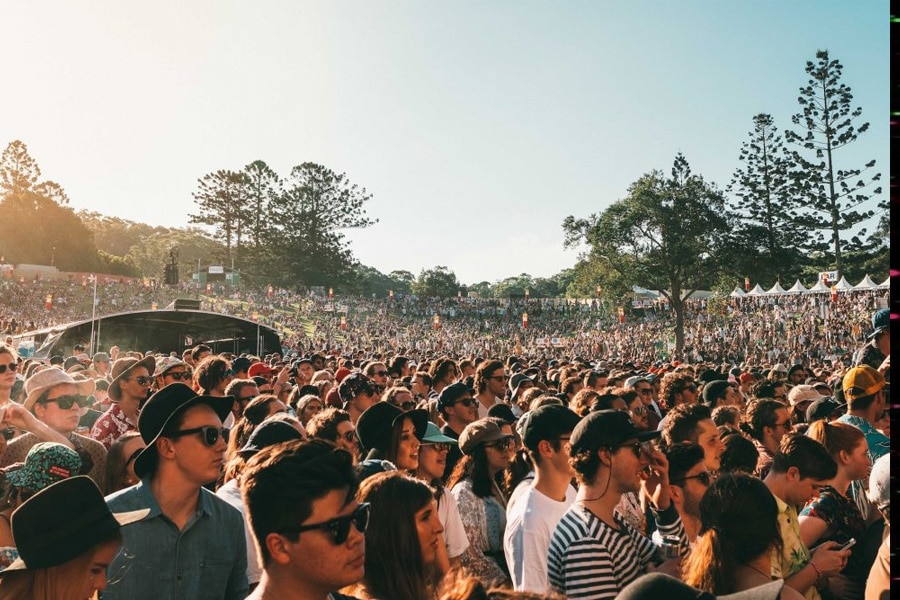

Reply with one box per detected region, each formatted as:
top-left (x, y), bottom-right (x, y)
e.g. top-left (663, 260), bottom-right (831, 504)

top-left (1, 1), bottom-right (888, 285)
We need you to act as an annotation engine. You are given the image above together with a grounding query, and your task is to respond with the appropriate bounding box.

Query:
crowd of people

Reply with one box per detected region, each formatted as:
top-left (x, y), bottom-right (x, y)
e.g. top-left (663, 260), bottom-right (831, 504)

top-left (0, 274), bottom-right (891, 600)
top-left (0, 275), bottom-right (889, 367)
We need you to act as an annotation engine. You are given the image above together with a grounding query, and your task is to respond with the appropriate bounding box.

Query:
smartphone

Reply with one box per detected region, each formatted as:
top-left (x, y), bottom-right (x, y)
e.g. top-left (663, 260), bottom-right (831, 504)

top-left (839, 538), bottom-right (856, 551)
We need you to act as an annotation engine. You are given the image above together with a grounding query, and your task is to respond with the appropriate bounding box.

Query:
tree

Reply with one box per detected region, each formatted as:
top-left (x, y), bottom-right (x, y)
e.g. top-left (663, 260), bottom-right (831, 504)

top-left (726, 114), bottom-right (805, 284)
top-left (388, 270), bottom-right (415, 296)
top-left (264, 163), bottom-right (377, 288)
top-left (0, 140), bottom-right (41, 197)
top-left (563, 154), bottom-right (731, 357)
top-left (412, 266), bottom-right (461, 298)
top-left (243, 160), bottom-right (280, 247)
top-left (189, 169), bottom-right (251, 265)
top-left (785, 50), bottom-right (883, 278)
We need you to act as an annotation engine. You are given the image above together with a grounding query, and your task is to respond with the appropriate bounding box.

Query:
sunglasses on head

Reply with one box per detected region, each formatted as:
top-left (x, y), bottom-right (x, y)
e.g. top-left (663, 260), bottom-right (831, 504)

top-left (168, 425), bottom-right (227, 446)
top-left (43, 394), bottom-right (91, 410)
top-left (674, 471), bottom-right (713, 486)
top-left (0, 362), bottom-right (19, 374)
top-left (281, 502), bottom-right (370, 545)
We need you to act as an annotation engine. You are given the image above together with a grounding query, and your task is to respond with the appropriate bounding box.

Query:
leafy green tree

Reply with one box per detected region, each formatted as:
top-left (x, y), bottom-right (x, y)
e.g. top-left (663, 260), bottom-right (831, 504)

top-left (79, 211), bottom-right (168, 257)
top-left (467, 281), bottom-right (494, 299)
top-left (388, 270), bottom-right (415, 296)
top-left (0, 140), bottom-right (100, 271)
top-left (726, 114), bottom-right (805, 284)
top-left (412, 266), bottom-right (461, 298)
top-left (563, 154), bottom-right (730, 356)
top-left (264, 163), bottom-right (377, 288)
top-left (785, 50), bottom-right (883, 278)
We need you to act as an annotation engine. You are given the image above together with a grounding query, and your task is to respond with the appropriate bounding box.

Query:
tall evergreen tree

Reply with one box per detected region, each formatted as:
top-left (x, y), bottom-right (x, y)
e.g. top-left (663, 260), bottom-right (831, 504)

top-left (726, 114), bottom-right (804, 284)
top-left (189, 169), bottom-right (250, 264)
top-left (785, 50), bottom-right (883, 278)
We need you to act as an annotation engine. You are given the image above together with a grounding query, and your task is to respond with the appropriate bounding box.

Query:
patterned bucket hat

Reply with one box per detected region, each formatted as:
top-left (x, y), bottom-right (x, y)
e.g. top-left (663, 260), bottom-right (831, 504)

top-left (6, 442), bottom-right (82, 492)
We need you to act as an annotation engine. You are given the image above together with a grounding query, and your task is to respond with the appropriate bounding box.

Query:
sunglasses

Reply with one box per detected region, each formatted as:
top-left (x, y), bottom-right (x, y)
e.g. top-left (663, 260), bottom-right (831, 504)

top-left (398, 401), bottom-right (416, 411)
top-left (615, 440), bottom-right (652, 459)
top-left (674, 471), bottom-right (713, 486)
top-left (486, 435), bottom-right (516, 450)
top-left (165, 371), bottom-right (191, 381)
top-left (43, 394), bottom-right (91, 410)
top-left (454, 398), bottom-right (476, 407)
top-left (281, 502), bottom-right (370, 545)
top-left (127, 376), bottom-right (154, 386)
top-left (637, 388), bottom-right (652, 395)
top-left (168, 425), bottom-right (227, 446)
top-left (421, 442), bottom-right (452, 453)
top-left (372, 371), bottom-right (389, 377)
top-left (630, 405), bottom-right (648, 415)
top-left (0, 362), bottom-right (19, 374)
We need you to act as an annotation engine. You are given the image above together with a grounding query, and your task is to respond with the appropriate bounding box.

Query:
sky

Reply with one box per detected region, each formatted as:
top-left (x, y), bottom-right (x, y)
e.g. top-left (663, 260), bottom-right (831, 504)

top-left (1, 1), bottom-right (889, 285)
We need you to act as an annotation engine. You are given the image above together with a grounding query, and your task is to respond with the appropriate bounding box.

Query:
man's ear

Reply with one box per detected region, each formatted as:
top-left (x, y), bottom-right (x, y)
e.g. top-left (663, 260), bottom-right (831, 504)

top-left (786, 465), bottom-right (800, 482)
top-left (668, 483), bottom-right (683, 504)
top-left (266, 532), bottom-right (293, 565)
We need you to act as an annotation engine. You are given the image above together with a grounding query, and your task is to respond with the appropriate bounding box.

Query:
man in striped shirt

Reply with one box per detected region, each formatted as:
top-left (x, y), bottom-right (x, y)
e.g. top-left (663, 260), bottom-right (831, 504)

top-left (547, 410), bottom-right (685, 600)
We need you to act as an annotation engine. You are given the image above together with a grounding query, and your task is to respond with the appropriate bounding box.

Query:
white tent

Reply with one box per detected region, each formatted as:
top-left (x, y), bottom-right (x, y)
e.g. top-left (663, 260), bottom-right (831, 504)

top-left (785, 280), bottom-right (808, 294)
top-left (767, 282), bottom-right (787, 295)
top-left (878, 275), bottom-right (890, 289)
top-left (746, 284), bottom-right (766, 296)
top-left (834, 276), bottom-right (853, 291)
top-left (854, 274), bottom-right (878, 290)
top-left (730, 287), bottom-right (746, 298)
top-left (806, 279), bottom-right (830, 293)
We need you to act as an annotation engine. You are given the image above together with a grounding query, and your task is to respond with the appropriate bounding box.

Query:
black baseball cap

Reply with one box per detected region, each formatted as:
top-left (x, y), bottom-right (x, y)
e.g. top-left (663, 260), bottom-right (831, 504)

top-left (437, 382), bottom-right (475, 412)
top-left (570, 409), bottom-right (659, 456)
top-left (518, 404), bottom-right (582, 452)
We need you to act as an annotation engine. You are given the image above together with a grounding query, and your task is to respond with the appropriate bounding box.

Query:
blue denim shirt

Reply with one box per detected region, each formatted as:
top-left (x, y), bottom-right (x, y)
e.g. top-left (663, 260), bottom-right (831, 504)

top-left (102, 478), bottom-right (249, 600)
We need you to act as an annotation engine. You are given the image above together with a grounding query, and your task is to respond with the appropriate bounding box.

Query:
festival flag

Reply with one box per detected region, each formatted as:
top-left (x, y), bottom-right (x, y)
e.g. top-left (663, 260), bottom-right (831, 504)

top-left (45, 294), bottom-right (52, 310)
top-left (522, 312), bottom-right (528, 329)
top-left (433, 315), bottom-right (440, 330)
top-left (341, 315), bottom-right (347, 331)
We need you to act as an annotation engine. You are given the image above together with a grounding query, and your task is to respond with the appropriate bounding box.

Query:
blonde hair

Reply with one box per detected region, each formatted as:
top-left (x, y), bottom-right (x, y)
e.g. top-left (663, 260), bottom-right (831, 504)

top-left (0, 538), bottom-right (119, 600)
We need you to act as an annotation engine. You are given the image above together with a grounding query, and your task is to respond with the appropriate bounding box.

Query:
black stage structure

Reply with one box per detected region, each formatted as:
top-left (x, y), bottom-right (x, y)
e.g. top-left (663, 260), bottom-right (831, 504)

top-left (21, 308), bottom-right (281, 359)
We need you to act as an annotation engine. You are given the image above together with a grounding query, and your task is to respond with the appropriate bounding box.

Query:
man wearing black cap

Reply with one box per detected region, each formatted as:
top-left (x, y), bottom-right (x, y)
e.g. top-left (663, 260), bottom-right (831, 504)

top-left (104, 383), bottom-right (248, 600)
top-left (437, 382), bottom-right (478, 479)
top-left (504, 405), bottom-right (581, 594)
top-left (852, 307), bottom-right (889, 381)
top-left (547, 410), bottom-right (685, 600)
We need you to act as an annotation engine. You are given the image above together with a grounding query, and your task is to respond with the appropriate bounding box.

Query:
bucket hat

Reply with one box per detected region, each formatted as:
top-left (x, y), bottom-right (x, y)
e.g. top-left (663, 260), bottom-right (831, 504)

top-left (23, 368), bottom-right (96, 412)
top-left (6, 442), bottom-right (82, 492)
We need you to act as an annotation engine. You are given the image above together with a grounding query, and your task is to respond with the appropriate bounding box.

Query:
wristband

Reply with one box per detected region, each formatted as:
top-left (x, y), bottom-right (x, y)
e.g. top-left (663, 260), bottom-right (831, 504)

top-left (808, 560), bottom-right (822, 581)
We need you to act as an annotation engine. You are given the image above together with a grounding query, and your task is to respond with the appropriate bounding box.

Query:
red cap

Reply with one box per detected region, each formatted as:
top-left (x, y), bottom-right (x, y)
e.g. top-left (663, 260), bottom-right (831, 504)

top-left (334, 367), bottom-right (352, 383)
top-left (248, 362), bottom-right (274, 377)
top-left (739, 372), bottom-right (754, 384)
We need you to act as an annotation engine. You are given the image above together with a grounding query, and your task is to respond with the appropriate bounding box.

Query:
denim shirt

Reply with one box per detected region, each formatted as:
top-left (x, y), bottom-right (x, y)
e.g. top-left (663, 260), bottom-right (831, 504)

top-left (102, 477), bottom-right (249, 600)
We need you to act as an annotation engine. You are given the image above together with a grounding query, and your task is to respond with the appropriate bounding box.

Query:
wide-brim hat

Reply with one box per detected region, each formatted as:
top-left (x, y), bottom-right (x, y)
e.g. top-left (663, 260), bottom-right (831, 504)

top-left (23, 368), bottom-right (96, 412)
top-left (356, 402), bottom-right (427, 457)
top-left (132, 383), bottom-right (233, 478)
top-left (2, 476), bottom-right (148, 573)
top-left (108, 355), bottom-right (157, 402)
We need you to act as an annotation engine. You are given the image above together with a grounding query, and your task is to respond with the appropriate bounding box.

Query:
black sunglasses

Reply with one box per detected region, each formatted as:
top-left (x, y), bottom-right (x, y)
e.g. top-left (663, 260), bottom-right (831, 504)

top-left (0, 362), bottom-right (19, 374)
top-left (615, 440), bottom-right (651, 459)
top-left (673, 471), bottom-right (713, 486)
top-left (372, 371), bottom-right (389, 377)
top-left (165, 371), bottom-right (191, 381)
top-left (127, 376), bottom-right (154, 386)
top-left (485, 435), bottom-right (516, 450)
top-left (399, 401), bottom-right (416, 411)
top-left (43, 394), bottom-right (91, 410)
top-left (454, 398), bottom-right (476, 407)
top-left (169, 425), bottom-right (227, 446)
top-left (421, 442), bottom-right (451, 453)
top-left (281, 502), bottom-right (370, 545)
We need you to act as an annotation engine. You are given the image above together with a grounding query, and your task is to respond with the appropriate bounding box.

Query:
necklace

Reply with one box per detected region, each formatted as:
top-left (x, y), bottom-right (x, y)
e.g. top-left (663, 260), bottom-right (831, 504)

top-left (743, 563), bottom-right (774, 580)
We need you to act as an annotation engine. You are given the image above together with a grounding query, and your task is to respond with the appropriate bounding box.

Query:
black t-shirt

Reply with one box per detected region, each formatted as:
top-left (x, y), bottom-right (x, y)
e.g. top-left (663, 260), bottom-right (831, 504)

top-left (441, 424), bottom-right (463, 481)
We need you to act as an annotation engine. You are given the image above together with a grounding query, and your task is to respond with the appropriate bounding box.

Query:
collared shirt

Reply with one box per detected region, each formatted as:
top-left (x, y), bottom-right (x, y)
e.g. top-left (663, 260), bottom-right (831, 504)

top-left (104, 478), bottom-right (249, 600)
top-left (91, 403), bottom-right (137, 450)
top-left (771, 493), bottom-right (820, 600)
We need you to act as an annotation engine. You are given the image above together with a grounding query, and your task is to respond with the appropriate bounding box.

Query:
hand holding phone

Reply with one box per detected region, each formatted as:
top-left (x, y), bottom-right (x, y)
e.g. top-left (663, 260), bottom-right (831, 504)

top-left (839, 538), bottom-right (856, 552)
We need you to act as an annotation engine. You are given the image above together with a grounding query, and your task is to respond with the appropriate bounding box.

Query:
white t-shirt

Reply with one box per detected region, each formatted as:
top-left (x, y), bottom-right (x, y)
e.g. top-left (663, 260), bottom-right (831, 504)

top-left (216, 478), bottom-right (263, 585)
top-left (503, 480), bottom-right (576, 593)
top-left (437, 486), bottom-right (470, 558)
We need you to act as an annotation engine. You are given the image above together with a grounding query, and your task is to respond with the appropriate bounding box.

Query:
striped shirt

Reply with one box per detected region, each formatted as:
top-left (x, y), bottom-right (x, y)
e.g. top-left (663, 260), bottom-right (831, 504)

top-left (547, 502), bottom-right (683, 600)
